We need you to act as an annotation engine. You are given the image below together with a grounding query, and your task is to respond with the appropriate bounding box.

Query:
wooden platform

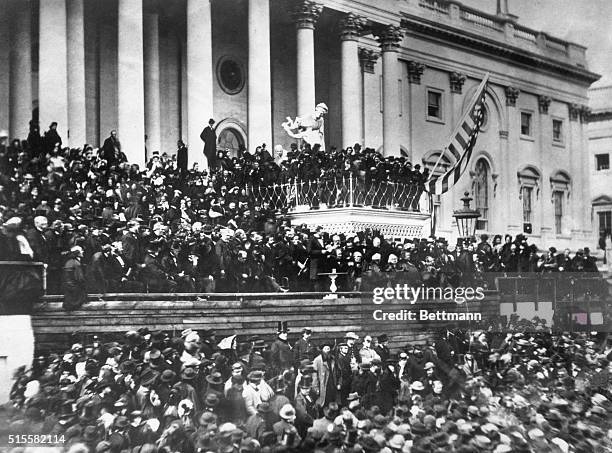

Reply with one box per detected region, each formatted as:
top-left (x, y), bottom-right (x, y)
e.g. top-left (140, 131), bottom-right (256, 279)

top-left (32, 292), bottom-right (501, 353)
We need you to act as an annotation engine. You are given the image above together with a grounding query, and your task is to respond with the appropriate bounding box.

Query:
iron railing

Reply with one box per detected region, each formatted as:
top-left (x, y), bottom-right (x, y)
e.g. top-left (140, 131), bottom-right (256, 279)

top-left (247, 177), bottom-right (429, 213)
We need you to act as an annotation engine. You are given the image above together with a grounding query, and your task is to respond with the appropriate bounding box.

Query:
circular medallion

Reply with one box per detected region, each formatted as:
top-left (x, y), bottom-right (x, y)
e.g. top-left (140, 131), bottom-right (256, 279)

top-left (217, 56), bottom-right (245, 95)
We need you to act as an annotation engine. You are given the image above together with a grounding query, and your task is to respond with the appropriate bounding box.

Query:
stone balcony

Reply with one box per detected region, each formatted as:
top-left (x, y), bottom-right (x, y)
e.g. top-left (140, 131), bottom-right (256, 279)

top-left (400, 0), bottom-right (588, 69)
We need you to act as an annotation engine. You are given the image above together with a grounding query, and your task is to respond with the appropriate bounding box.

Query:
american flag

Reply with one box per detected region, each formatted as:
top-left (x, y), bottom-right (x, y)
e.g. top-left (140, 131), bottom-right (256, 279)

top-left (426, 74), bottom-right (489, 195)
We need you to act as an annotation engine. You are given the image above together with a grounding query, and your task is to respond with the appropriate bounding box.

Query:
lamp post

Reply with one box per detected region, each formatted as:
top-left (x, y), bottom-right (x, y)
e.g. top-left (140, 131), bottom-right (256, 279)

top-left (453, 192), bottom-right (481, 239)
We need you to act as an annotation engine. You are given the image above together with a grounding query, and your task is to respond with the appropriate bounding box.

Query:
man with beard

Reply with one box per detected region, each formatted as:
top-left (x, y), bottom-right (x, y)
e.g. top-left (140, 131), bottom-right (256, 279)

top-left (336, 342), bottom-right (353, 406)
top-left (270, 322), bottom-right (293, 375)
top-left (313, 342), bottom-right (338, 407)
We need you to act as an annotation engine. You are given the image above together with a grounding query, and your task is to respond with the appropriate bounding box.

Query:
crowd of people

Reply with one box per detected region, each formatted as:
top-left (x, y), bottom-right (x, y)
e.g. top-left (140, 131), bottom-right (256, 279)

top-left (0, 122), bottom-right (604, 308)
top-left (5, 321), bottom-right (612, 452)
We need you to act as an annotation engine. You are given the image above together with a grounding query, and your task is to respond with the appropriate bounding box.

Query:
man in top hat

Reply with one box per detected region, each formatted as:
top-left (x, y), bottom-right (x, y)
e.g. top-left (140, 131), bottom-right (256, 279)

top-left (294, 327), bottom-right (317, 366)
top-left (294, 374), bottom-right (318, 437)
top-left (270, 321), bottom-right (294, 375)
top-left (336, 342), bottom-right (354, 406)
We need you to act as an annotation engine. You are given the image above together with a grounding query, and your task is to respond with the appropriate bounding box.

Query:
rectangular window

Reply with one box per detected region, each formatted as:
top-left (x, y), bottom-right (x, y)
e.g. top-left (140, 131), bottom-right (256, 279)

top-left (522, 186), bottom-right (533, 223)
top-left (520, 112), bottom-right (532, 136)
top-left (552, 119), bottom-right (563, 142)
top-left (599, 211), bottom-right (612, 236)
top-left (553, 191), bottom-right (563, 234)
top-left (596, 154), bottom-right (610, 171)
top-left (427, 90), bottom-right (442, 120)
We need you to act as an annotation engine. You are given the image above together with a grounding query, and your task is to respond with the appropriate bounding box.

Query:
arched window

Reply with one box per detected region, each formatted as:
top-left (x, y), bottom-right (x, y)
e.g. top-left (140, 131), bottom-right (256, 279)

top-left (550, 171), bottom-right (571, 235)
top-left (473, 159), bottom-right (490, 230)
top-left (517, 166), bottom-right (541, 232)
top-left (217, 127), bottom-right (245, 158)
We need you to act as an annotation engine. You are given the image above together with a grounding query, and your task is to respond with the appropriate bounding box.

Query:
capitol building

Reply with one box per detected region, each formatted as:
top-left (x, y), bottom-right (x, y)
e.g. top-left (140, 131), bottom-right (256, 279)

top-left (0, 0), bottom-right (600, 247)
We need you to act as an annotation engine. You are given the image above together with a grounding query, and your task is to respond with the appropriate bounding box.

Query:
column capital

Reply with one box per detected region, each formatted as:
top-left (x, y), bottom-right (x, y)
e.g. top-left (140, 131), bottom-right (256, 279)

top-left (358, 47), bottom-right (380, 74)
top-left (292, 0), bottom-right (323, 30)
top-left (407, 60), bottom-right (425, 84)
top-left (505, 86), bottom-right (519, 107)
top-left (538, 95), bottom-right (551, 114)
top-left (568, 103), bottom-right (581, 121)
top-left (339, 12), bottom-right (367, 41)
top-left (376, 24), bottom-right (403, 52)
top-left (449, 71), bottom-right (467, 94)
top-left (580, 105), bottom-right (591, 123)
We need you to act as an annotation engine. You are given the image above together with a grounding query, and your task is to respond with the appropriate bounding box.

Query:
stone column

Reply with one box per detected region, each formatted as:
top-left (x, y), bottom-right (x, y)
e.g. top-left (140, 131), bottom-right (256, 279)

top-left (118, 0), bottom-right (145, 166)
top-left (186, 0), bottom-right (213, 169)
top-left (67, 0), bottom-right (86, 147)
top-left (9, 0), bottom-right (32, 140)
top-left (378, 25), bottom-right (403, 156)
top-left (358, 47), bottom-right (379, 147)
top-left (504, 86), bottom-right (521, 233)
top-left (39, 0), bottom-right (68, 141)
top-left (0, 0), bottom-right (9, 134)
top-left (340, 13), bottom-right (365, 149)
top-left (248, 0), bottom-right (272, 150)
top-left (144, 10), bottom-right (161, 157)
top-left (579, 106), bottom-right (592, 237)
top-left (292, 1), bottom-right (322, 117)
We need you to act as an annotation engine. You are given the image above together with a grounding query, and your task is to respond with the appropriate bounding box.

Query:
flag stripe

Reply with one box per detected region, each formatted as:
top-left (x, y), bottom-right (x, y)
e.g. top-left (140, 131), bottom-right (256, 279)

top-left (425, 74), bottom-right (489, 196)
top-left (447, 142), bottom-right (461, 160)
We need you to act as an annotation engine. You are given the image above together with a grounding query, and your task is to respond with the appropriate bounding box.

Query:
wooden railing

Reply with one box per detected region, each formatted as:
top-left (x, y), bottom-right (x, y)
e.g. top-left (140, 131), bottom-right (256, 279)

top-left (32, 291), bottom-right (499, 353)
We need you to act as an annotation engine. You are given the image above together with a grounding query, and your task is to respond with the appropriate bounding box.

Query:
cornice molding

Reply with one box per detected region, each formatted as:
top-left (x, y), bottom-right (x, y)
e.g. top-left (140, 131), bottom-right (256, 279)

top-left (587, 111), bottom-right (612, 123)
top-left (400, 14), bottom-right (600, 86)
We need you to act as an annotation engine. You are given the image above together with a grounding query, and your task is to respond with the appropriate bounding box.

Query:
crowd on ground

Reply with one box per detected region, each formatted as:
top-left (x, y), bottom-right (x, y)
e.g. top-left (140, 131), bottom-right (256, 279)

top-left (0, 122), bottom-right (603, 308)
top-left (5, 320), bottom-right (612, 452)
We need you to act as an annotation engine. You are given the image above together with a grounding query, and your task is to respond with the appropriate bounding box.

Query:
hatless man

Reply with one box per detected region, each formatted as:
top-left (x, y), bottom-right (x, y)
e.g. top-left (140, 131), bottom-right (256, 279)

top-left (294, 328), bottom-right (316, 365)
top-left (200, 119), bottom-right (217, 170)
